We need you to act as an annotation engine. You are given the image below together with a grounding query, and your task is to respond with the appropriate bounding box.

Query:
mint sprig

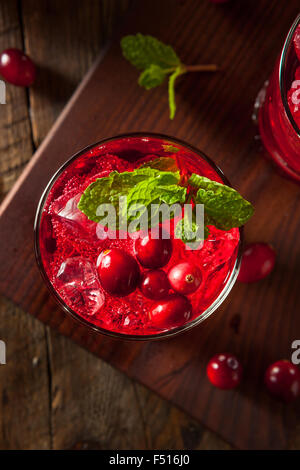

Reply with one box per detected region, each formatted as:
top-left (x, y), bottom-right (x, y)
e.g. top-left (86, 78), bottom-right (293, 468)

top-left (121, 34), bottom-right (218, 119)
top-left (188, 174), bottom-right (254, 230)
top-left (78, 163), bottom-right (254, 244)
top-left (78, 167), bottom-right (182, 225)
top-left (140, 156), bottom-right (179, 172)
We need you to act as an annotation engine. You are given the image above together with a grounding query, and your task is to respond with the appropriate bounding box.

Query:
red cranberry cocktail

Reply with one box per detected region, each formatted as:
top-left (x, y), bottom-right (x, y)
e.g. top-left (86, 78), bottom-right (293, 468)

top-left (35, 134), bottom-right (243, 339)
top-left (257, 15), bottom-right (300, 183)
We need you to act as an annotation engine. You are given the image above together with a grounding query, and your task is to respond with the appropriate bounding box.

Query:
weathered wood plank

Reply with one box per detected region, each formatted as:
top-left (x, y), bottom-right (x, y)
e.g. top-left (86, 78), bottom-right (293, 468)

top-left (0, 297), bottom-right (51, 449)
top-left (22, 0), bottom-right (131, 147)
top-left (0, 0), bottom-right (32, 198)
top-left (0, 0), bottom-right (51, 450)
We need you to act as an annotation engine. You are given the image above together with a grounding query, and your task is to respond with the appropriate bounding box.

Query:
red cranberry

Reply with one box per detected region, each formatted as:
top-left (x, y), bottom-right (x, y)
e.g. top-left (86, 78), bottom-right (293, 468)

top-left (135, 232), bottom-right (172, 268)
top-left (207, 353), bottom-right (242, 389)
top-left (237, 242), bottom-right (276, 283)
top-left (0, 48), bottom-right (36, 86)
top-left (140, 269), bottom-right (170, 300)
top-left (293, 24), bottom-right (300, 61)
top-left (264, 360), bottom-right (300, 403)
top-left (288, 80), bottom-right (300, 129)
top-left (168, 262), bottom-right (202, 295)
top-left (149, 294), bottom-right (192, 329)
top-left (97, 248), bottom-right (140, 296)
top-left (209, 0), bottom-right (230, 3)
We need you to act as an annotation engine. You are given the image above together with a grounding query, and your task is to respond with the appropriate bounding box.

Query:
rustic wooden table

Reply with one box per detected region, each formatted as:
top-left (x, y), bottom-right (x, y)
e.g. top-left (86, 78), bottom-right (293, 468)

top-left (0, 0), bottom-right (232, 450)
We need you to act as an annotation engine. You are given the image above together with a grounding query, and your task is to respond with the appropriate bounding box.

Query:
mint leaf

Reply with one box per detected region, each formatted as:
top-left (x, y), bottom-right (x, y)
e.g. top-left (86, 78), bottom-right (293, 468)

top-left (121, 34), bottom-right (180, 71)
top-left (189, 174), bottom-right (254, 230)
top-left (125, 178), bottom-right (186, 226)
top-left (121, 33), bottom-right (217, 119)
top-left (168, 66), bottom-right (183, 119)
top-left (78, 168), bottom-right (165, 222)
top-left (162, 144), bottom-right (179, 153)
top-left (140, 156), bottom-right (178, 172)
top-left (138, 64), bottom-right (166, 89)
top-left (175, 208), bottom-right (209, 246)
top-left (78, 164), bottom-right (254, 243)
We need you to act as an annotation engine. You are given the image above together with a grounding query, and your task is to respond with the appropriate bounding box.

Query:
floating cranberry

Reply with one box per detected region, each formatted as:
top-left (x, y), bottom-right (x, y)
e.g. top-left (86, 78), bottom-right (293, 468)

top-left (168, 262), bottom-right (202, 295)
top-left (0, 48), bottom-right (36, 86)
top-left (237, 242), bottom-right (276, 283)
top-left (149, 294), bottom-right (192, 329)
top-left (207, 353), bottom-right (242, 389)
top-left (140, 269), bottom-right (170, 300)
top-left (209, 0), bottom-right (230, 3)
top-left (293, 24), bottom-right (300, 61)
top-left (135, 232), bottom-right (172, 268)
top-left (97, 248), bottom-right (140, 296)
top-left (264, 360), bottom-right (300, 403)
top-left (288, 80), bottom-right (300, 129)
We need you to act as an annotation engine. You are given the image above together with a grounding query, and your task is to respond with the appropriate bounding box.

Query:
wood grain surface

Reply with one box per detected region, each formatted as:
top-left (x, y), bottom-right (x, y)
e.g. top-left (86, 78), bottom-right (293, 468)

top-left (0, 0), bottom-right (299, 450)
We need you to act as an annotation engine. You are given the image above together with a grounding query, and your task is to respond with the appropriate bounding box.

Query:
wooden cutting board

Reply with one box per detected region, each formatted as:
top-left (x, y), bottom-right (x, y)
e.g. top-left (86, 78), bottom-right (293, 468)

top-left (0, 0), bottom-right (299, 450)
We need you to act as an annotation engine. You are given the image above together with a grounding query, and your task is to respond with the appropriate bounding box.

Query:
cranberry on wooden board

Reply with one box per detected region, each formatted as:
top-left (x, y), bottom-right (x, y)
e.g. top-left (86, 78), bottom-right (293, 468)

top-left (264, 360), bottom-right (300, 403)
top-left (207, 353), bottom-right (243, 389)
top-left (0, 48), bottom-right (36, 86)
top-left (149, 294), bottom-right (192, 329)
top-left (97, 248), bottom-right (140, 296)
top-left (140, 269), bottom-right (170, 300)
top-left (237, 242), bottom-right (276, 283)
top-left (168, 262), bottom-right (202, 295)
top-left (135, 232), bottom-right (172, 269)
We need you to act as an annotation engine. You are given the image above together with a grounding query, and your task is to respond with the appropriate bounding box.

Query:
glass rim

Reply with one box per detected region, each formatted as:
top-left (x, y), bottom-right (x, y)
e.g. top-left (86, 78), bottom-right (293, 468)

top-left (279, 13), bottom-right (300, 138)
top-left (34, 132), bottom-right (243, 342)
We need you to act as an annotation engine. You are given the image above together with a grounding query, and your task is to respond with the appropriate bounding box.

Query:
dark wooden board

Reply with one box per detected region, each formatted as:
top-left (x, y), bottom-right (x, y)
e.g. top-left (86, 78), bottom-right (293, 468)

top-left (0, 0), bottom-right (299, 450)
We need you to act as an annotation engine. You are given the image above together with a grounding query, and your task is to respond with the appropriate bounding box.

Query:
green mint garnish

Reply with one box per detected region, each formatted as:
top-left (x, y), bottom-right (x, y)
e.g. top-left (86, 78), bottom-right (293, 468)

top-left (188, 174), bottom-right (254, 231)
top-left (78, 162), bottom-right (254, 245)
top-left (162, 144), bottom-right (179, 153)
top-left (140, 156), bottom-right (179, 172)
top-left (175, 210), bottom-right (209, 245)
top-left (121, 34), bottom-right (218, 119)
top-left (78, 167), bottom-right (182, 225)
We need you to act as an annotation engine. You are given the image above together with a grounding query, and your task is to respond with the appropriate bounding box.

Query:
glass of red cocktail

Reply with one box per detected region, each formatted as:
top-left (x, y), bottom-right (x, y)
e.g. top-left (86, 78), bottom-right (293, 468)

top-left (257, 14), bottom-right (300, 183)
top-left (34, 133), bottom-right (243, 340)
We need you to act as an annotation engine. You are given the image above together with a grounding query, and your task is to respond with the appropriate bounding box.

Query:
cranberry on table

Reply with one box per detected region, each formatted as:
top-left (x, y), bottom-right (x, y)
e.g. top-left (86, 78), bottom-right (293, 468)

top-left (97, 248), bottom-right (140, 296)
top-left (168, 262), bottom-right (202, 295)
top-left (0, 48), bottom-right (36, 87)
top-left (149, 294), bottom-right (192, 329)
top-left (237, 242), bottom-right (276, 283)
top-left (264, 360), bottom-right (300, 403)
top-left (135, 232), bottom-right (172, 268)
top-left (140, 269), bottom-right (170, 300)
top-left (207, 353), bottom-right (242, 389)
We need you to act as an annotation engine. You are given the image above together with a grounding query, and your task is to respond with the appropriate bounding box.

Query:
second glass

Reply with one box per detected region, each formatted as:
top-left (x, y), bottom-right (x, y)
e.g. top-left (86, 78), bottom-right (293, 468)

top-left (257, 14), bottom-right (300, 183)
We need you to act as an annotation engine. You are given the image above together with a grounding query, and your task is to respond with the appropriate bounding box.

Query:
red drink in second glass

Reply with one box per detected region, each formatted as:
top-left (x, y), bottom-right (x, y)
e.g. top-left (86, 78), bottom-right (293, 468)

top-left (258, 15), bottom-right (300, 183)
top-left (35, 134), bottom-right (241, 339)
